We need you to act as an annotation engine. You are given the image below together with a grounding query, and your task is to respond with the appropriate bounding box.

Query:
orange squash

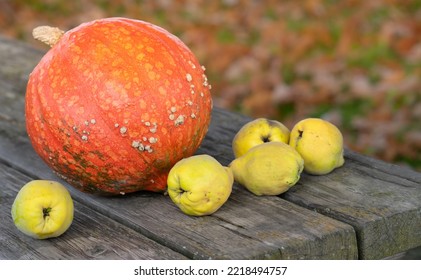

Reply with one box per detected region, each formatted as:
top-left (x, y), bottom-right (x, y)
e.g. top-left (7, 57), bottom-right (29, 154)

top-left (25, 17), bottom-right (212, 195)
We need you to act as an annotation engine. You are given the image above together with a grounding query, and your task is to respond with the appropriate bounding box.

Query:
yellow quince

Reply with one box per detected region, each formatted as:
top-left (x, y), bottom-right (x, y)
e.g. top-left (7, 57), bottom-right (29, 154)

top-left (167, 154), bottom-right (233, 216)
top-left (229, 142), bottom-right (304, 196)
top-left (232, 118), bottom-right (290, 158)
top-left (289, 118), bottom-right (345, 175)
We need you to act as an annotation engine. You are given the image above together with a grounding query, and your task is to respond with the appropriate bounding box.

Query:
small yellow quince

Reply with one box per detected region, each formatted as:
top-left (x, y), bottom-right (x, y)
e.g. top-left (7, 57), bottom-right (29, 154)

top-left (229, 142), bottom-right (304, 196)
top-left (232, 118), bottom-right (290, 158)
top-left (11, 180), bottom-right (74, 239)
top-left (167, 154), bottom-right (233, 216)
top-left (289, 118), bottom-right (345, 175)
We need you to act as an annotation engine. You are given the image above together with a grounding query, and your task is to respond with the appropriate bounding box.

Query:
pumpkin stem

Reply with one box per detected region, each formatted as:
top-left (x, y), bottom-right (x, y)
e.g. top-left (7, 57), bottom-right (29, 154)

top-left (32, 26), bottom-right (65, 47)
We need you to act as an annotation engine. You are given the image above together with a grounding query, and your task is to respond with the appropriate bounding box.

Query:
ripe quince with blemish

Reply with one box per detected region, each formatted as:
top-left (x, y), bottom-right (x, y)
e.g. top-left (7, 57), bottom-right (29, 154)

top-left (232, 118), bottom-right (290, 158)
top-left (11, 180), bottom-right (74, 239)
top-left (229, 142), bottom-right (304, 196)
top-left (167, 154), bottom-right (233, 216)
top-left (289, 118), bottom-right (345, 175)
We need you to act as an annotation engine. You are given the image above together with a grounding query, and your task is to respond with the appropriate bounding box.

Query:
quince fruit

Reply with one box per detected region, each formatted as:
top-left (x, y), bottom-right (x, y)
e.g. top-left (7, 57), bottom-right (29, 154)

top-left (229, 142), bottom-right (304, 196)
top-left (11, 180), bottom-right (74, 239)
top-left (289, 118), bottom-right (345, 175)
top-left (167, 154), bottom-right (233, 216)
top-left (232, 118), bottom-right (290, 158)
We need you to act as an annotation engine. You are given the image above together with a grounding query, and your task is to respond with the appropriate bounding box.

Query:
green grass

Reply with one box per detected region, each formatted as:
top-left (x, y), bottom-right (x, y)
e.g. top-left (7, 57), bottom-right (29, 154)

top-left (277, 102), bottom-right (296, 120)
top-left (339, 98), bottom-right (374, 129)
top-left (216, 27), bottom-right (236, 44)
top-left (347, 43), bottom-right (398, 69)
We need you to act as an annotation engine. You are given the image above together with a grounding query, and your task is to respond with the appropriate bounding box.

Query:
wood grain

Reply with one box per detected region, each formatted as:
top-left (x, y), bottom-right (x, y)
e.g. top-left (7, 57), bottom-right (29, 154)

top-left (283, 150), bottom-right (421, 259)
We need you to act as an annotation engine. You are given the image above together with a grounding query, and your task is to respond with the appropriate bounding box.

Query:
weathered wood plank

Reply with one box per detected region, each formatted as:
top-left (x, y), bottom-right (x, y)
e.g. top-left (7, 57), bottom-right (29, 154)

top-left (0, 161), bottom-right (187, 259)
top-left (283, 150), bottom-right (421, 259)
top-left (0, 35), bottom-right (358, 259)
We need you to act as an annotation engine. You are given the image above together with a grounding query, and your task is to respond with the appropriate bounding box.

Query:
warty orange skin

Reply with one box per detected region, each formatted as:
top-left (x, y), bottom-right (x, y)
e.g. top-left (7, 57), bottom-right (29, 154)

top-left (25, 18), bottom-right (212, 195)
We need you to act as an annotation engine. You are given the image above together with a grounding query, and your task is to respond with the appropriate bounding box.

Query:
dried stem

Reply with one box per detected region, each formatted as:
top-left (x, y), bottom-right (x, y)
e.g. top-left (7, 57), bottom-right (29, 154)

top-left (32, 26), bottom-right (65, 47)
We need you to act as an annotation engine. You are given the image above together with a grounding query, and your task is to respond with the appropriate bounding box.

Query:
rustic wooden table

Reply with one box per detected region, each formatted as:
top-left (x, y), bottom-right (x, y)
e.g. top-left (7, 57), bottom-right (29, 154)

top-left (1, 35), bottom-right (420, 260)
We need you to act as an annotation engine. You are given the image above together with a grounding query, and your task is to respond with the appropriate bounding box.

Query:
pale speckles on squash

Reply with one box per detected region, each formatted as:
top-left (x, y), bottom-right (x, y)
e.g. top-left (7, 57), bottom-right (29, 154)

top-left (186, 73), bottom-right (193, 82)
top-left (202, 73), bottom-right (210, 88)
top-left (131, 138), bottom-right (156, 153)
top-left (120, 126), bottom-right (127, 134)
top-left (132, 140), bottom-right (148, 152)
top-left (144, 145), bottom-right (153, 153)
top-left (188, 60), bottom-right (196, 69)
top-left (174, 115), bottom-right (185, 126)
top-left (190, 84), bottom-right (196, 95)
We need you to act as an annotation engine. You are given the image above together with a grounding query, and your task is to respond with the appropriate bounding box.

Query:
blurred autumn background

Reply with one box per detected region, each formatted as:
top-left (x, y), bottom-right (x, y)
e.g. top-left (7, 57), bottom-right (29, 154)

top-left (1, 0), bottom-right (420, 171)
